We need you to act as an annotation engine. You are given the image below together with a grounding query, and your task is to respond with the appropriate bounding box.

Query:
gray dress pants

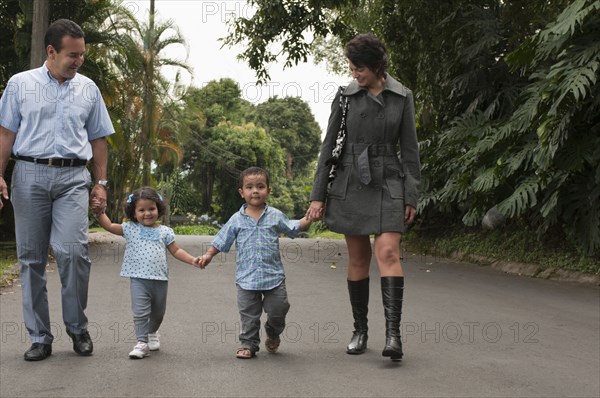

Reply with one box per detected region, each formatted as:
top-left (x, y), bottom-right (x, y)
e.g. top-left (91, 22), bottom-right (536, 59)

top-left (11, 161), bottom-right (92, 344)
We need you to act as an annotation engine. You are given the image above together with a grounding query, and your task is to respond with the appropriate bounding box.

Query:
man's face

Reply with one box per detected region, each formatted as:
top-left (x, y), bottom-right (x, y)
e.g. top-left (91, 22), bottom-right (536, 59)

top-left (46, 35), bottom-right (85, 83)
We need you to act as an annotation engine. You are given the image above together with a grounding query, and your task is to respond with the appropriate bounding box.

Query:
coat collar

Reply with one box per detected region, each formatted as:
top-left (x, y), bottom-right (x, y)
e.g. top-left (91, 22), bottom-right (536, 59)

top-left (343, 73), bottom-right (408, 97)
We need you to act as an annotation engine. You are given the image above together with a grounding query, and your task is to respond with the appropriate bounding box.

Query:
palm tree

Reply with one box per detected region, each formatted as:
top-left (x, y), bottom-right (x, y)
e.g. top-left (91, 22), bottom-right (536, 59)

top-left (111, 0), bottom-right (192, 186)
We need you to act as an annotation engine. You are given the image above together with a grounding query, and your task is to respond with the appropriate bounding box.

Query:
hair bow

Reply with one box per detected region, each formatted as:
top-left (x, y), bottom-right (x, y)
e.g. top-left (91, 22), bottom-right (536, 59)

top-left (126, 194), bottom-right (134, 204)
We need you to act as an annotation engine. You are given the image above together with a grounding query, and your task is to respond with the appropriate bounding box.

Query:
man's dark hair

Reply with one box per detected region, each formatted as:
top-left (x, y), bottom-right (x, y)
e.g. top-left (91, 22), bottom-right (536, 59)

top-left (44, 19), bottom-right (85, 53)
top-left (344, 33), bottom-right (389, 78)
top-left (239, 167), bottom-right (270, 188)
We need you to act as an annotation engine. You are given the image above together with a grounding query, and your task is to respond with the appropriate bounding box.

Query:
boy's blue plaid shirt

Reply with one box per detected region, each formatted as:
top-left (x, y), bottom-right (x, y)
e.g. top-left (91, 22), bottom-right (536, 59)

top-left (211, 204), bottom-right (301, 290)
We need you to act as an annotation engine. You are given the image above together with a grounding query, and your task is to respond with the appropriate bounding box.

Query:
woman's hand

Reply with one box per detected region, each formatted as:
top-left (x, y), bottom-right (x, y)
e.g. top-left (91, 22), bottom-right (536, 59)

top-left (306, 201), bottom-right (325, 221)
top-left (404, 205), bottom-right (416, 225)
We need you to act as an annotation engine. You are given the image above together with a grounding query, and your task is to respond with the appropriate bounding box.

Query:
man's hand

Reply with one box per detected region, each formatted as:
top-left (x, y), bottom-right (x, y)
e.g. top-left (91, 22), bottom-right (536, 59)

top-left (0, 176), bottom-right (8, 210)
top-left (90, 185), bottom-right (107, 215)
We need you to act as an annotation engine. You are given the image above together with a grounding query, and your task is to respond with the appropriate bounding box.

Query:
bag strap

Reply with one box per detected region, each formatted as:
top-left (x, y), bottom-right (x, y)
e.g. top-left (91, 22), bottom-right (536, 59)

top-left (326, 86), bottom-right (349, 183)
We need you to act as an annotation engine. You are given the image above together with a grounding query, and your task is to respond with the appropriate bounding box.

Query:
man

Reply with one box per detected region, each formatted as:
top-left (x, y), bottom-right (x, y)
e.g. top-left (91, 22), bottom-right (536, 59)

top-left (0, 19), bottom-right (114, 361)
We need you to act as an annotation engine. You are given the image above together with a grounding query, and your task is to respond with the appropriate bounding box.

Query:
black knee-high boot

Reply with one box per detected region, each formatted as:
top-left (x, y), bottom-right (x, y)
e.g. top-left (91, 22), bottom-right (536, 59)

top-left (346, 277), bottom-right (369, 354)
top-left (381, 276), bottom-right (404, 360)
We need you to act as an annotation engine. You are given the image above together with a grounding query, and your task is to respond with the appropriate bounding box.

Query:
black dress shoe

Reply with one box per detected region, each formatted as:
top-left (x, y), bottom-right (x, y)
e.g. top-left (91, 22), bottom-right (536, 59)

top-left (24, 343), bottom-right (52, 361)
top-left (66, 330), bottom-right (93, 355)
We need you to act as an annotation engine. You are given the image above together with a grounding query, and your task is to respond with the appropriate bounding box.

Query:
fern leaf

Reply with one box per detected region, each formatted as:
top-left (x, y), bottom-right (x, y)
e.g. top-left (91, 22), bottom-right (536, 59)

top-left (497, 177), bottom-right (539, 218)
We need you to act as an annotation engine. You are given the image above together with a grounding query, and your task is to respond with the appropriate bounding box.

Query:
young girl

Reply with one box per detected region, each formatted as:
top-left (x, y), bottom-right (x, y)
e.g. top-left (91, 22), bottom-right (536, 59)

top-left (92, 187), bottom-right (202, 359)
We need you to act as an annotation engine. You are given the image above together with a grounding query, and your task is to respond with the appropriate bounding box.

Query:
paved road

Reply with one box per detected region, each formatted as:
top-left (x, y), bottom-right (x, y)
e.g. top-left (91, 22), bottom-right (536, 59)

top-left (1, 235), bottom-right (598, 397)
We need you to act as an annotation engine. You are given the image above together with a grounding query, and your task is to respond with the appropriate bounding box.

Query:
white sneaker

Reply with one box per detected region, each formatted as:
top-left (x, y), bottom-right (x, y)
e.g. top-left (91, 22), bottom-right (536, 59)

top-left (148, 333), bottom-right (160, 351)
top-left (129, 342), bottom-right (150, 359)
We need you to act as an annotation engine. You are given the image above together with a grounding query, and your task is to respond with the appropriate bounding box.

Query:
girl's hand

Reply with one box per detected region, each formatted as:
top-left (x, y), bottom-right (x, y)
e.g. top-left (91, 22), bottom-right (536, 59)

top-left (192, 256), bottom-right (205, 269)
top-left (90, 198), bottom-right (106, 216)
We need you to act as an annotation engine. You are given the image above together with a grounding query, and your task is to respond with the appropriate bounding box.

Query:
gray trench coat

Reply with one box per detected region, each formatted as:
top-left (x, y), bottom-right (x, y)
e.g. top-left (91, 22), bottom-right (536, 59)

top-left (310, 74), bottom-right (421, 235)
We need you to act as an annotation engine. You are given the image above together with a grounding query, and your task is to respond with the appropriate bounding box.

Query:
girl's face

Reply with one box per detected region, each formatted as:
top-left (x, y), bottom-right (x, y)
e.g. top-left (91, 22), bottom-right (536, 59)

top-left (134, 198), bottom-right (159, 227)
top-left (238, 174), bottom-right (270, 209)
top-left (349, 60), bottom-right (380, 89)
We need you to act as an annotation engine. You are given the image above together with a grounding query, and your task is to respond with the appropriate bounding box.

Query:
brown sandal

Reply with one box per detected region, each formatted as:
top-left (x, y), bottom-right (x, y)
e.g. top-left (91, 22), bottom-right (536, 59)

top-left (265, 336), bottom-right (281, 353)
top-left (236, 347), bottom-right (256, 359)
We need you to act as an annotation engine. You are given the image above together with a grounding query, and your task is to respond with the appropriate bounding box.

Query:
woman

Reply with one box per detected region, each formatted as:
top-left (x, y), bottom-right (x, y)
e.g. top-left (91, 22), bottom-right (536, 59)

top-left (306, 33), bottom-right (421, 361)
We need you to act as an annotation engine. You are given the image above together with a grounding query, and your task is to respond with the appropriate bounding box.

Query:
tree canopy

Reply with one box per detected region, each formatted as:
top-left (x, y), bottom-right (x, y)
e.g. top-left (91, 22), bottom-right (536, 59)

top-left (225, 0), bottom-right (600, 255)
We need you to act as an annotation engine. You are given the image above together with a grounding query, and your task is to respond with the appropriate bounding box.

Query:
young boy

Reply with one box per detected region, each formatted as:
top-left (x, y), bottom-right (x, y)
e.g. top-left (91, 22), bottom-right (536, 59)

top-left (199, 167), bottom-right (310, 359)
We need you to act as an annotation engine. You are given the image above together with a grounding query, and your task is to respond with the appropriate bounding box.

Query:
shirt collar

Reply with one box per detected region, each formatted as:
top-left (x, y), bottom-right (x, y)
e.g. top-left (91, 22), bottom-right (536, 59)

top-left (41, 61), bottom-right (75, 84)
top-left (343, 73), bottom-right (408, 97)
top-left (240, 203), bottom-right (270, 216)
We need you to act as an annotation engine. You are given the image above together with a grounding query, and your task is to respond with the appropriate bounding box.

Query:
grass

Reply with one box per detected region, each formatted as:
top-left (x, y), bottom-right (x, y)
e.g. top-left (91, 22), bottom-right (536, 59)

top-left (405, 224), bottom-right (600, 275)
top-left (0, 243), bottom-right (18, 281)
top-left (170, 221), bottom-right (345, 239)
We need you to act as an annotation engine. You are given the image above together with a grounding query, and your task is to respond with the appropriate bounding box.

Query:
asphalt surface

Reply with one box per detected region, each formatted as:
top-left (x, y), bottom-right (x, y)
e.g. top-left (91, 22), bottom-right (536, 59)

top-left (1, 235), bottom-right (598, 398)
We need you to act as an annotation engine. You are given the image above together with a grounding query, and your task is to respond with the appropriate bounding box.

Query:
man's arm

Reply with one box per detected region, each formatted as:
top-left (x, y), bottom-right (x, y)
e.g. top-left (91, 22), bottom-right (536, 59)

top-left (90, 137), bottom-right (108, 210)
top-left (0, 126), bottom-right (16, 209)
top-left (90, 137), bottom-right (108, 181)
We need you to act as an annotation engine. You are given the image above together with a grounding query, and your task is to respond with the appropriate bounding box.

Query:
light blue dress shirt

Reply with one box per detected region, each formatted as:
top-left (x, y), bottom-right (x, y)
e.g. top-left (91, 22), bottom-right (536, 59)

top-left (0, 62), bottom-right (114, 159)
top-left (212, 204), bottom-right (301, 290)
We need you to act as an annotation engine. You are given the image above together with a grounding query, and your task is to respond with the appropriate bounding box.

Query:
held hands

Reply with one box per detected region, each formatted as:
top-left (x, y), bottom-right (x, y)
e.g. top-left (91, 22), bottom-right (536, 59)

top-left (306, 200), bottom-right (325, 222)
top-left (90, 185), bottom-right (107, 216)
top-left (192, 256), bottom-right (206, 269)
top-left (197, 253), bottom-right (215, 269)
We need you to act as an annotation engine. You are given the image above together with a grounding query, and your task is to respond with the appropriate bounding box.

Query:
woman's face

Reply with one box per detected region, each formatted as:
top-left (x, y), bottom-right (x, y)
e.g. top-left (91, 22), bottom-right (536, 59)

top-left (349, 61), bottom-right (380, 89)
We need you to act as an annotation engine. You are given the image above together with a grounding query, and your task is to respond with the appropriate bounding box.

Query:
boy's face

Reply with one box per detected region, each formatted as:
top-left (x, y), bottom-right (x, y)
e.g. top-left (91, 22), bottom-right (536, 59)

top-left (239, 173), bottom-right (270, 208)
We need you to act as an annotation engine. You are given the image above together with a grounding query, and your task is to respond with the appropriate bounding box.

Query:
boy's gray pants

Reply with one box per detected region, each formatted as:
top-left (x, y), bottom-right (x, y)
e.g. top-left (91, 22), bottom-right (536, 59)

top-left (237, 282), bottom-right (290, 352)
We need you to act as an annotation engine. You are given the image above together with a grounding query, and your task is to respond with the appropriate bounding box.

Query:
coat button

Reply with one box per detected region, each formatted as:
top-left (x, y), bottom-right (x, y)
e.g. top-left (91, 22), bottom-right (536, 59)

top-left (360, 112), bottom-right (367, 118)
top-left (374, 184), bottom-right (381, 190)
top-left (376, 113), bottom-right (385, 119)
top-left (374, 160), bottom-right (381, 167)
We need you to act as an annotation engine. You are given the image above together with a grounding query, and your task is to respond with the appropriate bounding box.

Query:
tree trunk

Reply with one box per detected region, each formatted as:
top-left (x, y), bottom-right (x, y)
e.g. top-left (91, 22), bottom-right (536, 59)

top-left (30, 0), bottom-right (49, 69)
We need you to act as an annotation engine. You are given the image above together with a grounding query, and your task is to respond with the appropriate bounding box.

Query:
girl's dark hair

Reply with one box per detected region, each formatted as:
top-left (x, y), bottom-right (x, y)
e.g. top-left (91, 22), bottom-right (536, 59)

top-left (239, 167), bottom-right (270, 188)
top-left (125, 186), bottom-right (166, 222)
top-left (344, 33), bottom-right (389, 77)
top-left (44, 19), bottom-right (85, 53)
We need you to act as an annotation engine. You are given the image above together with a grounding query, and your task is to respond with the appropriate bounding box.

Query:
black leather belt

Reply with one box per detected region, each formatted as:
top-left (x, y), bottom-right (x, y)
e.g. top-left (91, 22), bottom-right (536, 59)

top-left (15, 155), bottom-right (87, 167)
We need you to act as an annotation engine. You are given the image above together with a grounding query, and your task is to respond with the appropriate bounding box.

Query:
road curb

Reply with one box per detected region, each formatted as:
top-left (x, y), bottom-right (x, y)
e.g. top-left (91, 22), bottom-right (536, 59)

top-left (449, 251), bottom-right (600, 285)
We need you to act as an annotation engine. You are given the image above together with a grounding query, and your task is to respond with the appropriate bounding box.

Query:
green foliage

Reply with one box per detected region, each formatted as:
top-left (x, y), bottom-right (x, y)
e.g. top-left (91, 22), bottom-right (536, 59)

top-left (172, 225), bottom-right (220, 236)
top-left (179, 79), bottom-right (320, 222)
top-left (408, 224), bottom-right (600, 275)
top-left (157, 172), bottom-right (198, 216)
top-left (252, 96), bottom-right (322, 177)
top-left (225, 0), bottom-right (600, 256)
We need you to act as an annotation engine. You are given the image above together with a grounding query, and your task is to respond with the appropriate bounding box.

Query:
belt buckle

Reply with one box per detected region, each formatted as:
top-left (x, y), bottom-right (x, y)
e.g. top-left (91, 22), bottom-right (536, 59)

top-left (48, 158), bottom-right (60, 167)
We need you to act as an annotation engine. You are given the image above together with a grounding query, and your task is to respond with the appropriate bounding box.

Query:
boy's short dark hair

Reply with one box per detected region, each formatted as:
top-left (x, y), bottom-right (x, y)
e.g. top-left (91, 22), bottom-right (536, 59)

top-left (124, 186), bottom-right (166, 222)
top-left (45, 19), bottom-right (85, 53)
top-left (239, 167), bottom-right (270, 188)
top-left (344, 33), bottom-right (389, 78)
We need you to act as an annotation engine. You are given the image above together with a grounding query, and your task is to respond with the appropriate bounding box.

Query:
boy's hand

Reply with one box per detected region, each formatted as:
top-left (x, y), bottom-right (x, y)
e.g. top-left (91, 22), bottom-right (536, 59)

top-left (198, 253), bottom-right (215, 268)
